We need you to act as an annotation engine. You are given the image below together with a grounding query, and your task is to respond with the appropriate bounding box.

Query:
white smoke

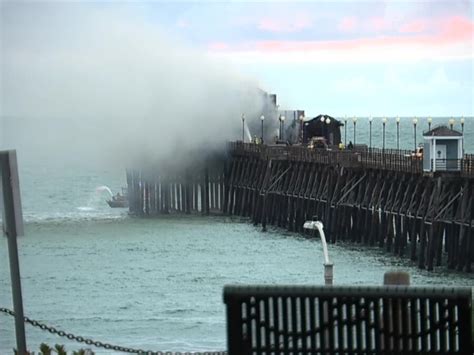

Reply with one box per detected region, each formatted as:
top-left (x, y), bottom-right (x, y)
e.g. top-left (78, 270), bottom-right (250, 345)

top-left (0, 2), bottom-right (267, 169)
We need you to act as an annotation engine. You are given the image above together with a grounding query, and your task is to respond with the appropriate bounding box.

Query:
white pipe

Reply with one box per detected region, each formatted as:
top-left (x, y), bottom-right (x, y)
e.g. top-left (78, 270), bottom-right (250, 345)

top-left (303, 221), bottom-right (330, 264)
top-left (303, 220), bottom-right (333, 285)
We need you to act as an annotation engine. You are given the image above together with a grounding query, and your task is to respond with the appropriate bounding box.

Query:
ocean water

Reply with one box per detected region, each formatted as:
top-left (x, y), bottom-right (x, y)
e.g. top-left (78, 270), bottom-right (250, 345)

top-left (1, 117), bottom-right (473, 353)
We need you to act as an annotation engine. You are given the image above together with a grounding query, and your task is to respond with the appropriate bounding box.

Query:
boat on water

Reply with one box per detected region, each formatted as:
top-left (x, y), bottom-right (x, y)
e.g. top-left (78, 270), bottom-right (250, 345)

top-left (107, 188), bottom-right (128, 208)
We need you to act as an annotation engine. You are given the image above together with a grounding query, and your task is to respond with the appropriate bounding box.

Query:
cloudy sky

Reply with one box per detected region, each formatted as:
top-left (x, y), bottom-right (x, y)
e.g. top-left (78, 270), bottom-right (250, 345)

top-left (144, 0), bottom-right (473, 116)
top-left (1, 0), bottom-right (473, 119)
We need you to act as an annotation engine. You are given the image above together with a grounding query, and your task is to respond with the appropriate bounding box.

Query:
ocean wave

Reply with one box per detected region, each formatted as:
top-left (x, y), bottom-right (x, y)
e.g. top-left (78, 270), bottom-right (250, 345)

top-left (22, 212), bottom-right (129, 225)
top-left (76, 206), bottom-right (96, 211)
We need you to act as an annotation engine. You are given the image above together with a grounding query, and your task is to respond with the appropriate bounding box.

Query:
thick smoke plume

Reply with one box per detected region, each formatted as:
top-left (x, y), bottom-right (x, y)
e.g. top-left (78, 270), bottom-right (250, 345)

top-left (0, 3), bottom-right (268, 169)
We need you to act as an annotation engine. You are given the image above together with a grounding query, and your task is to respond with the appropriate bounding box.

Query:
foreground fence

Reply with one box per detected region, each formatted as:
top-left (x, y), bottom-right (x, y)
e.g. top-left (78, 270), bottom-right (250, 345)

top-left (224, 285), bottom-right (473, 354)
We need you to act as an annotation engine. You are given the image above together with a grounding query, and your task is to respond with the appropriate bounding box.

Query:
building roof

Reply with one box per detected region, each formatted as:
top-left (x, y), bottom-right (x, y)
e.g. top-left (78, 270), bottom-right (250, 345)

top-left (308, 114), bottom-right (343, 126)
top-left (423, 125), bottom-right (462, 137)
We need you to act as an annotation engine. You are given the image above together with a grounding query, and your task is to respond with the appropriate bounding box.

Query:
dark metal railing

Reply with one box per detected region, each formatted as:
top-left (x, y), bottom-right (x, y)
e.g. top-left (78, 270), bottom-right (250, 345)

top-left (432, 159), bottom-right (461, 171)
top-left (463, 154), bottom-right (474, 177)
top-left (228, 143), bottom-right (423, 173)
top-left (224, 285), bottom-right (472, 355)
top-left (228, 142), bottom-right (474, 177)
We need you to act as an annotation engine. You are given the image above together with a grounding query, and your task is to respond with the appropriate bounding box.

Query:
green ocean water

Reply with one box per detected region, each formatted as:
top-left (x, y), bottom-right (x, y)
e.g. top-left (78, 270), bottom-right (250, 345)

top-left (2, 216), bottom-right (473, 353)
top-left (1, 117), bottom-right (473, 353)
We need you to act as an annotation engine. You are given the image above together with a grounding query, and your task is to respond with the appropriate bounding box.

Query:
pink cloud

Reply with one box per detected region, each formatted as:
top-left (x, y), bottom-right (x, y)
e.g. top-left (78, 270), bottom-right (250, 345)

top-left (253, 29), bottom-right (470, 53)
top-left (369, 16), bottom-right (392, 32)
top-left (338, 16), bottom-right (358, 32)
top-left (399, 16), bottom-right (474, 38)
top-left (439, 15), bottom-right (474, 40)
top-left (399, 20), bottom-right (427, 34)
top-left (211, 15), bottom-right (473, 55)
top-left (257, 14), bottom-right (312, 33)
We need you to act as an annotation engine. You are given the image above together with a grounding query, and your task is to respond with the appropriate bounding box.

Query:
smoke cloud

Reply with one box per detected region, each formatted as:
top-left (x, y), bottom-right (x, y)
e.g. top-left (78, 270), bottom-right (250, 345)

top-left (0, 2), bottom-right (269, 169)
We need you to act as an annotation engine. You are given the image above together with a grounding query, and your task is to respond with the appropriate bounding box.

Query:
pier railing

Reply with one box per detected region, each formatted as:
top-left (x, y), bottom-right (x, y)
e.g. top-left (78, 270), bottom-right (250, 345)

top-left (229, 142), bottom-right (423, 173)
top-left (229, 142), bottom-right (474, 176)
top-left (464, 154), bottom-right (474, 176)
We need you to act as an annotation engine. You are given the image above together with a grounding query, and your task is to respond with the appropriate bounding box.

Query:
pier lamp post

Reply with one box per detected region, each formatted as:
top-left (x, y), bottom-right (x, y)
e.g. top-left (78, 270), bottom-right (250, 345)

top-left (299, 115), bottom-right (305, 143)
top-left (320, 116), bottom-right (326, 143)
top-left (428, 117), bottom-right (432, 131)
top-left (344, 116), bottom-right (348, 146)
top-left (368, 116), bottom-right (373, 151)
top-left (353, 116), bottom-right (357, 146)
top-left (278, 114), bottom-right (282, 140)
top-left (260, 115), bottom-right (265, 143)
top-left (449, 117), bottom-right (455, 130)
top-left (325, 117), bottom-right (331, 145)
top-left (382, 117), bottom-right (387, 151)
top-left (279, 115), bottom-right (285, 140)
top-left (241, 114), bottom-right (245, 142)
top-left (461, 117), bottom-right (465, 155)
top-left (396, 116), bottom-right (400, 150)
top-left (413, 117), bottom-right (418, 151)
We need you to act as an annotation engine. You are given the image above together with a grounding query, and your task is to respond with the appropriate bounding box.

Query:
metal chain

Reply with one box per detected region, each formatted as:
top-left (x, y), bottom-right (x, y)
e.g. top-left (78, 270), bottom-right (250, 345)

top-left (0, 308), bottom-right (227, 355)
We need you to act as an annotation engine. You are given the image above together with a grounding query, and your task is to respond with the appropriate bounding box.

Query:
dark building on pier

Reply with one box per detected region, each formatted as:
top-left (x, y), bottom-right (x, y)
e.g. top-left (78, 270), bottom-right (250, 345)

top-left (303, 114), bottom-right (343, 146)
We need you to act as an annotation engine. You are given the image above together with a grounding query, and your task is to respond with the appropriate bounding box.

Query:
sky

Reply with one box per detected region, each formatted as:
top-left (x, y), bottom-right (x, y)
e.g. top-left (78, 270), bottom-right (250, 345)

top-left (140, 0), bottom-right (473, 117)
top-left (0, 0), bottom-right (473, 167)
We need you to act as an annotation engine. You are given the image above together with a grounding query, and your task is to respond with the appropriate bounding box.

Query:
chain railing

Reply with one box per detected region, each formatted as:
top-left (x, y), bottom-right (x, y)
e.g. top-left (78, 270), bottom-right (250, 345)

top-left (1, 308), bottom-right (227, 355)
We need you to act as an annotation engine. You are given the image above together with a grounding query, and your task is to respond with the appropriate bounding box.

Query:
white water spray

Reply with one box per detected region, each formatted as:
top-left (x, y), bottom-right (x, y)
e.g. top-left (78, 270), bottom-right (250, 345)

top-left (77, 185), bottom-right (114, 211)
top-left (96, 186), bottom-right (113, 198)
top-left (244, 120), bottom-right (253, 142)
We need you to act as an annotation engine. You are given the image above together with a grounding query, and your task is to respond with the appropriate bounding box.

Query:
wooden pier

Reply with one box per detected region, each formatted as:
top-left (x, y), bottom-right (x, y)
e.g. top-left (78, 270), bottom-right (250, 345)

top-left (127, 142), bottom-right (474, 272)
top-left (126, 154), bottom-right (227, 216)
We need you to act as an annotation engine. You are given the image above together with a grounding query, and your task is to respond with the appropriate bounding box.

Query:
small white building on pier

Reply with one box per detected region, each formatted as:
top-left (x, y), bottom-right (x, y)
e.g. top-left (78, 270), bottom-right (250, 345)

top-left (423, 126), bottom-right (463, 172)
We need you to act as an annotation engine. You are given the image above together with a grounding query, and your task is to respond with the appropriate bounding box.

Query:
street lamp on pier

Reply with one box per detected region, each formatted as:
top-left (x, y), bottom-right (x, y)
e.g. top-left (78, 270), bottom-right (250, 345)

top-left (279, 114), bottom-right (285, 140)
top-left (368, 116), bottom-right (373, 151)
top-left (299, 115), bottom-right (305, 143)
top-left (344, 116), bottom-right (348, 146)
top-left (396, 116), bottom-right (400, 150)
top-left (353, 116), bottom-right (357, 146)
top-left (260, 115), bottom-right (265, 143)
top-left (449, 117), bottom-right (455, 130)
top-left (461, 116), bottom-right (465, 155)
top-left (427, 117), bottom-right (432, 131)
top-left (325, 117), bottom-right (331, 145)
top-left (320, 115), bottom-right (325, 142)
top-left (382, 117), bottom-right (387, 151)
top-left (241, 114), bottom-right (245, 142)
top-left (413, 117), bottom-right (418, 151)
